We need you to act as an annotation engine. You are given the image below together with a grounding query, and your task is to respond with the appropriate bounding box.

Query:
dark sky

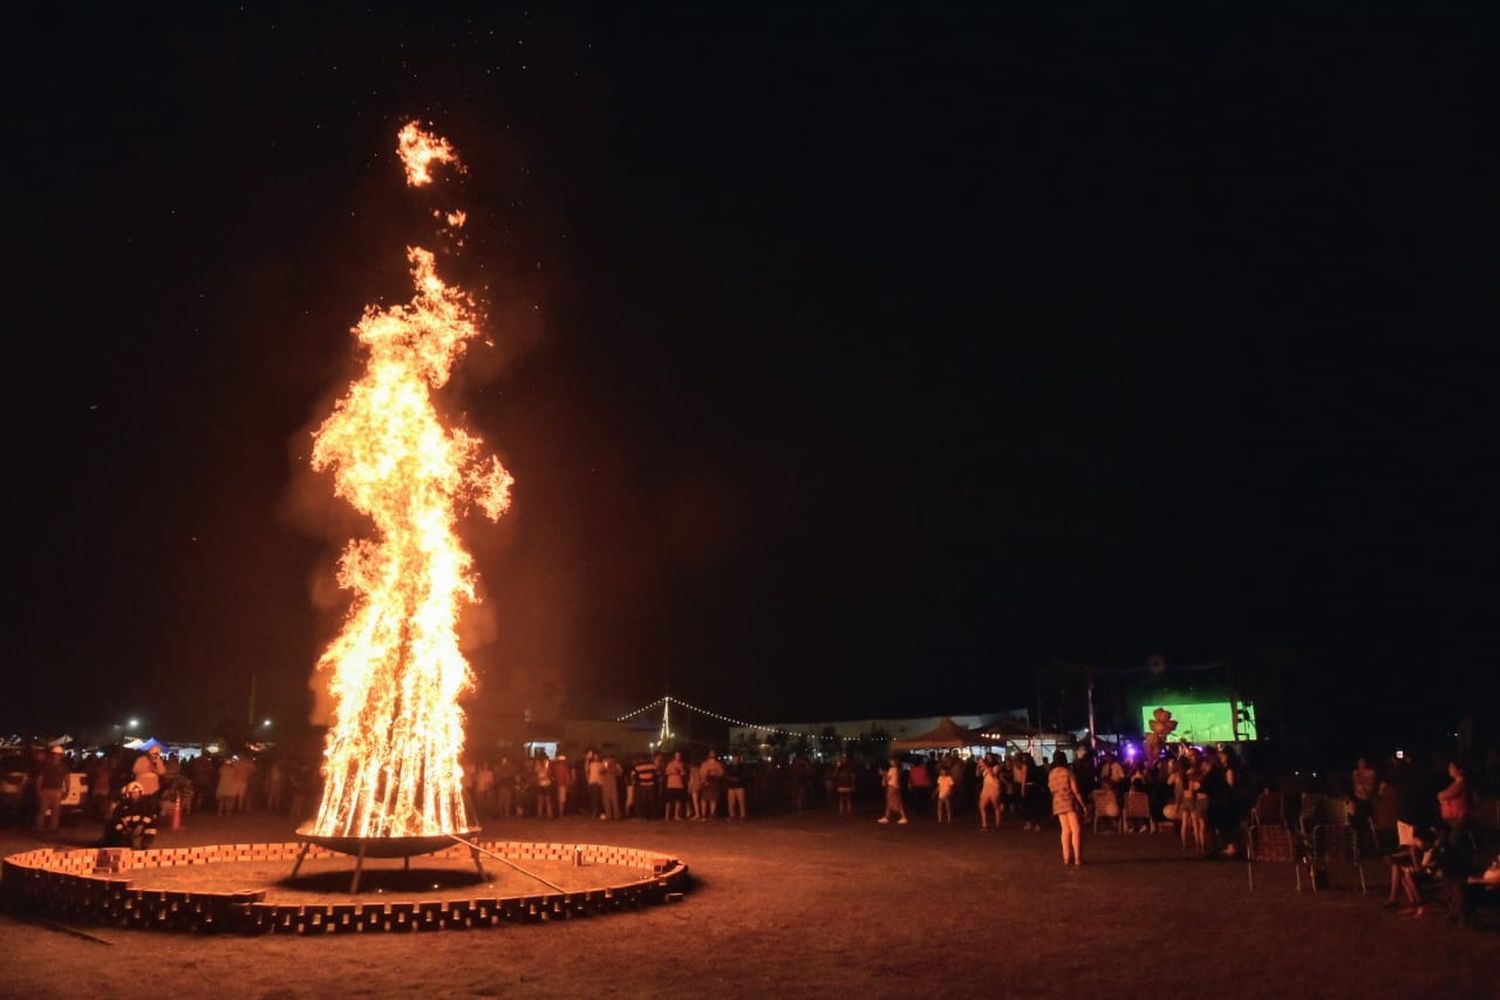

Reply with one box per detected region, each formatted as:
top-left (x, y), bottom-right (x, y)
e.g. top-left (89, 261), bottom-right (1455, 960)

top-left (4, 5), bottom-right (1492, 751)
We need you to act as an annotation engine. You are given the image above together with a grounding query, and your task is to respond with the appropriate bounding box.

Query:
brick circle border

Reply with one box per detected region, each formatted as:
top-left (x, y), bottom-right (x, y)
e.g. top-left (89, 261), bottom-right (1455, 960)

top-left (1, 839), bottom-right (689, 934)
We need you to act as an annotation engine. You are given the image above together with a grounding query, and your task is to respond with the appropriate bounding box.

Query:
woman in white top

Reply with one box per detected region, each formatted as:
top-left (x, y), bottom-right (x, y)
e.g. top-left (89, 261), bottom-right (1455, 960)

top-left (877, 758), bottom-right (908, 825)
top-left (977, 755), bottom-right (1003, 830)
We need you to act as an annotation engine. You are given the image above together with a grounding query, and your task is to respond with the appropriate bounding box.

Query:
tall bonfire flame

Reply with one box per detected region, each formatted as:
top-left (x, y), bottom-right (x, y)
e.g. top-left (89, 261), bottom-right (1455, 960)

top-left (310, 122), bottom-right (512, 839)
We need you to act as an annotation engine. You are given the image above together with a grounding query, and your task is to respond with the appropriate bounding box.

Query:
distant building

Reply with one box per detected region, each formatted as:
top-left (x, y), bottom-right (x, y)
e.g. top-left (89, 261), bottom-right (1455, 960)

top-left (727, 709), bottom-right (1078, 759)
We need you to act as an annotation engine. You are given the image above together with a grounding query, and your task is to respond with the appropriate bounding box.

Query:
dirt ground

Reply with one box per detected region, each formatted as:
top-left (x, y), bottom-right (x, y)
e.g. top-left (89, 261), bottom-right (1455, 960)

top-left (2, 810), bottom-right (1496, 999)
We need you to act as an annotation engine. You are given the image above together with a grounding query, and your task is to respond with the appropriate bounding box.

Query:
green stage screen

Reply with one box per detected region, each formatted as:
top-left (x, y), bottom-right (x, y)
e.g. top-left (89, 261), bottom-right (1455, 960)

top-left (1141, 702), bottom-right (1256, 744)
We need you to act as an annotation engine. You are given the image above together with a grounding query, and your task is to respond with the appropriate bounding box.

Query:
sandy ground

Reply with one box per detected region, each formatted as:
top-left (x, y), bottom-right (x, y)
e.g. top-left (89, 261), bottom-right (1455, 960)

top-left (2, 810), bottom-right (1496, 999)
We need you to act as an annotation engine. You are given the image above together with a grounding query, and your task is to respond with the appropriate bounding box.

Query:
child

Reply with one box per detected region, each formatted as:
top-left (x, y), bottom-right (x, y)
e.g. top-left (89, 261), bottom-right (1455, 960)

top-left (936, 766), bottom-right (955, 824)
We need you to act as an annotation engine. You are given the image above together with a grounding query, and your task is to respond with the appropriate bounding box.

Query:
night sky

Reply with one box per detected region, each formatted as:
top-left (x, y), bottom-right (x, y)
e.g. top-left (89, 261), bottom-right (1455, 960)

top-left (5, 6), bottom-right (1492, 753)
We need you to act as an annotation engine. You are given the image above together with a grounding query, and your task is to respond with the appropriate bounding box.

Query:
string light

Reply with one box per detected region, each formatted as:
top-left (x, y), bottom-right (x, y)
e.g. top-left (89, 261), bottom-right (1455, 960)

top-left (617, 695), bottom-right (865, 744)
top-left (614, 697), bottom-right (666, 722)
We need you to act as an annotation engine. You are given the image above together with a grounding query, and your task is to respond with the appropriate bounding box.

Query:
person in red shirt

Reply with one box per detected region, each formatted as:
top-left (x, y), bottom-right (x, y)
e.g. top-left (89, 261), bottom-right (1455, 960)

top-left (906, 754), bottom-right (932, 817)
top-left (551, 755), bottom-right (574, 816)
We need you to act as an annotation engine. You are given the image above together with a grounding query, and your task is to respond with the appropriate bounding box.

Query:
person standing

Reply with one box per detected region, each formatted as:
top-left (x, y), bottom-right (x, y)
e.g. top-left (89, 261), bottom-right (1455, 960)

top-left (265, 758), bottom-right (287, 814)
top-left (473, 760), bottom-right (495, 819)
top-left (35, 746), bottom-right (69, 831)
top-left (789, 754), bottom-right (813, 813)
top-left (215, 755), bottom-right (247, 814)
top-left (688, 756), bottom-right (704, 819)
top-left (699, 750), bottom-right (725, 820)
top-left (552, 754), bottom-right (573, 817)
top-left (1437, 760), bottom-right (1470, 829)
top-left (1049, 750), bottom-right (1084, 866)
top-left (1203, 749), bottom-right (1236, 856)
top-left (133, 746), bottom-right (166, 805)
top-left (664, 751), bottom-right (689, 820)
top-left (1025, 753), bottom-right (1050, 831)
top-left (631, 755), bottom-right (659, 819)
top-left (1071, 744), bottom-right (1097, 806)
top-left (877, 757), bottom-right (908, 824)
top-left (725, 754), bottom-right (749, 820)
top-left (460, 757), bottom-right (477, 819)
top-left (87, 753), bottom-right (113, 820)
top-left (1351, 756), bottom-right (1378, 827)
top-left (936, 765), bottom-right (955, 824)
top-left (133, 746), bottom-right (166, 817)
top-left (534, 754), bottom-right (556, 819)
top-left (586, 751), bottom-right (606, 819)
top-left (833, 754), bottom-right (857, 817)
top-left (600, 754), bottom-right (622, 820)
top-left (976, 754), bottom-right (1003, 830)
top-left (906, 755), bottom-right (932, 816)
top-left (494, 756), bottom-right (516, 819)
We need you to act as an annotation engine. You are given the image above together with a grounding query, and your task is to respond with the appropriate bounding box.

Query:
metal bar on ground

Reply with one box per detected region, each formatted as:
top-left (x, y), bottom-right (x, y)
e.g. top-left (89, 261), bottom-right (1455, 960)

top-left (445, 833), bottom-right (565, 892)
top-left (289, 841), bottom-right (311, 880)
top-left (349, 839), bottom-right (368, 894)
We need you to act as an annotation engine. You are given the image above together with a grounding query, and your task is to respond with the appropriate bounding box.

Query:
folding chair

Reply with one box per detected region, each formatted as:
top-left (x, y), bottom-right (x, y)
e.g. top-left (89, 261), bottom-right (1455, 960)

top-left (1247, 823), bottom-right (1305, 892)
top-left (1092, 788), bottom-right (1122, 833)
top-left (1311, 824), bottom-right (1368, 894)
top-left (1298, 793), bottom-right (1326, 836)
top-left (1324, 795), bottom-right (1354, 827)
top-left (1251, 788), bottom-right (1283, 826)
top-left (1124, 789), bottom-right (1154, 833)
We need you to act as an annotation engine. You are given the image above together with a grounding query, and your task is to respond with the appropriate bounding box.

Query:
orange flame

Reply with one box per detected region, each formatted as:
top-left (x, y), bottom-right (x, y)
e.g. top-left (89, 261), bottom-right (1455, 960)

top-left (310, 123), bottom-right (510, 839)
top-left (397, 120), bottom-right (460, 187)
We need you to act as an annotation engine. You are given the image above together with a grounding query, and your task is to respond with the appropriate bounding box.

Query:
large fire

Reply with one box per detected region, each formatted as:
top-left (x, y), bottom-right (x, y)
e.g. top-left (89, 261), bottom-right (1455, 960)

top-left (310, 122), bottom-right (512, 839)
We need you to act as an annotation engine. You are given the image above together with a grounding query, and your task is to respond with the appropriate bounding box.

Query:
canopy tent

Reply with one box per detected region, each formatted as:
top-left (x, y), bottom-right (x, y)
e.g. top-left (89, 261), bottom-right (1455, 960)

top-left (890, 717), bottom-right (994, 751)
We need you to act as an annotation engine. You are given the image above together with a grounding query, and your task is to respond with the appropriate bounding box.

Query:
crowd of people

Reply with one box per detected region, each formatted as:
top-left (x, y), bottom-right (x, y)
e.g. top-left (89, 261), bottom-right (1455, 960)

top-left (459, 748), bottom-right (757, 823)
top-left (4, 736), bottom-right (1497, 916)
top-left (0, 743), bottom-right (326, 847)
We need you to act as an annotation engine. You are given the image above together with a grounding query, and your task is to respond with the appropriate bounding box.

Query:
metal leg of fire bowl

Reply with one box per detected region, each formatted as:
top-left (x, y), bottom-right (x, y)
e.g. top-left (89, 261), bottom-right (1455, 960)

top-left (289, 841), bottom-right (311, 880)
top-left (349, 839), bottom-right (368, 894)
top-left (470, 845), bottom-right (489, 882)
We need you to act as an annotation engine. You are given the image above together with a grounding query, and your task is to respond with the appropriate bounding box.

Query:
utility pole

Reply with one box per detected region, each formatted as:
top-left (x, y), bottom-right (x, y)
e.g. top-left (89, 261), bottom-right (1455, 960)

top-left (1085, 665), bottom-right (1099, 751)
top-left (1033, 670), bottom-right (1043, 737)
top-left (247, 673), bottom-right (258, 730)
top-left (1226, 657), bottom-right (1242, 741)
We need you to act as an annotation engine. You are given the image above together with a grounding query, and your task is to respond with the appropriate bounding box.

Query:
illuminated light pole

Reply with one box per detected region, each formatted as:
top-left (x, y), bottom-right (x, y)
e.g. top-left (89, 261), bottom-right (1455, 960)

top-left (1084, 668), bottom-right (1098, 752)
top-left (659, 697), bottom-right (673, 746)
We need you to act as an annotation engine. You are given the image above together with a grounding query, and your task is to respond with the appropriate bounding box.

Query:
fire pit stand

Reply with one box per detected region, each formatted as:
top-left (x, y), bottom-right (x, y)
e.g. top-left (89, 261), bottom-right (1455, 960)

top-left (291, 826), bottom-right (488, 893)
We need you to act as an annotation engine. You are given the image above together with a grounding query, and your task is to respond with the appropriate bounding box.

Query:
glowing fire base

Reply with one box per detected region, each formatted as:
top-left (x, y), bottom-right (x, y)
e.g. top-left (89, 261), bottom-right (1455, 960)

top-left (2, 839), bottom-right (689, 934)
top-left (292, 825), bottom-right (488, 893)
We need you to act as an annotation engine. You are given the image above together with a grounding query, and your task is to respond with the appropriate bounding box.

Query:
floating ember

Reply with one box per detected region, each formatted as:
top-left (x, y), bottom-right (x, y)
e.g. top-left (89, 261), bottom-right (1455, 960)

top-left (309, 121), bottom-right (512, 842)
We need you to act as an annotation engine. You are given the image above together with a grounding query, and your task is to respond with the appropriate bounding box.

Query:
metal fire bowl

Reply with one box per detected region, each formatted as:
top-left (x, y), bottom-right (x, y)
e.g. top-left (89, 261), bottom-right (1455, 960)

top-left (295, 824), bottom-right (481, 859)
